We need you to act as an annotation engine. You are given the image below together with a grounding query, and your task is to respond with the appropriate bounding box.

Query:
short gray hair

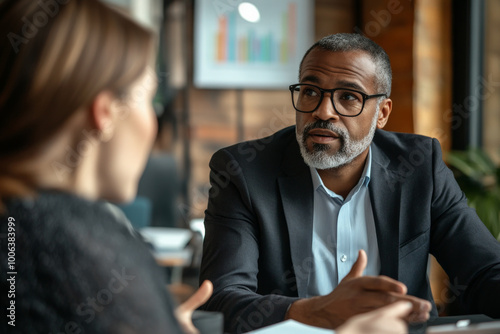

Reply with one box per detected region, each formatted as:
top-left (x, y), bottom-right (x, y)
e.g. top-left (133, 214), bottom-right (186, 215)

top-left (299, 33), bottom-right (392, 97)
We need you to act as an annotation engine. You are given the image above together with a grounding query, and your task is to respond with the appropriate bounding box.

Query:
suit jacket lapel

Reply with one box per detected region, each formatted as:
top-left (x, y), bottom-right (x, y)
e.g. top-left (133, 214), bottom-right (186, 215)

top-left (278, 139), bottom-right (314, 296)
top-left (369, 141), bottom-right (402, 280)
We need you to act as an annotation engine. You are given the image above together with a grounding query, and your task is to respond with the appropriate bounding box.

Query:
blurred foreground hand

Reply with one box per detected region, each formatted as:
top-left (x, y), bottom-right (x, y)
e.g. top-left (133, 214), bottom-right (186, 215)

top-left (175, 280), bottom-right (213, 334)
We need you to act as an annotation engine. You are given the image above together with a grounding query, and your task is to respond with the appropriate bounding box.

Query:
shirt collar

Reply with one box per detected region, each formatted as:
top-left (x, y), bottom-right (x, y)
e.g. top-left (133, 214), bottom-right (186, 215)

top-left (310, 148), bottom-right (372, 198)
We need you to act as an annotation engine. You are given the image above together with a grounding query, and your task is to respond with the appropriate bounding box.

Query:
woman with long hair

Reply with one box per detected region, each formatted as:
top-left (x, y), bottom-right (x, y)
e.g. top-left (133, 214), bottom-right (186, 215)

top-left (0, 1), bottom-right (210, 333)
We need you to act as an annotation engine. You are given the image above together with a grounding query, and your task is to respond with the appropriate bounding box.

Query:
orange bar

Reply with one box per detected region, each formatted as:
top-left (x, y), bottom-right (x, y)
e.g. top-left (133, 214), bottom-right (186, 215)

top-left (289, 3), bottom-right (296, 57)
top-left (217, 16), bottom-right (227, 62)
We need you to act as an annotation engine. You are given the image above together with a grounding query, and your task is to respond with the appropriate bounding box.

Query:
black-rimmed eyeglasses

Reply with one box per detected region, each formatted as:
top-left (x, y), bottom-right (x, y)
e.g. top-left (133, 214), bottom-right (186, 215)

top-left (289, 83), bottom-right (387, 117)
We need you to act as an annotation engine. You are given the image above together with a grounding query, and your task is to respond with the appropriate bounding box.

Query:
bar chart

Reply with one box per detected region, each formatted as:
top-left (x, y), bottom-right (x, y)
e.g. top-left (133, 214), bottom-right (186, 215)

top-left (194, 0), bottom-right (313, 88)
top-left (215, 3), bottom-right (297, 64)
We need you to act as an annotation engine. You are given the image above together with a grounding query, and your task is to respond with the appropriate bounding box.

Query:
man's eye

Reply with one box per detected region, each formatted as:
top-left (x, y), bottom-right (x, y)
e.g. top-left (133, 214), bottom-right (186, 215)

top-left (303, 88), bottom-right (318, 97)
top-left (339, 92), bottom-right (360, 101)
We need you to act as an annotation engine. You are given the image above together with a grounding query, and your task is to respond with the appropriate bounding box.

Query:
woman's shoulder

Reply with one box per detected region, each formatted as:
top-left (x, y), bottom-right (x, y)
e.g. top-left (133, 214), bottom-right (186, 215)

top-left (2, 189), bottom-right (157, 275)
top-left (5, 190), bottom-right (134, 243)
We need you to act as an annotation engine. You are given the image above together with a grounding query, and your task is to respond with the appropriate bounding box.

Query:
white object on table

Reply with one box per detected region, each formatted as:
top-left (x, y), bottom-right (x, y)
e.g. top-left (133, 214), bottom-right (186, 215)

top-left (248, 320), bottom-right (334, 334)
top-left (189, 218), bottom-right (205, 239)
top-left (139, 227), bottom-right (192, 250)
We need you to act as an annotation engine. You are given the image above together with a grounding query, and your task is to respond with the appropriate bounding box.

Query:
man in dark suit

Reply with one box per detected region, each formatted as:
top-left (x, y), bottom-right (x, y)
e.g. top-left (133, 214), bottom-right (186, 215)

top-left (200, 33), bottom-right (500, 333)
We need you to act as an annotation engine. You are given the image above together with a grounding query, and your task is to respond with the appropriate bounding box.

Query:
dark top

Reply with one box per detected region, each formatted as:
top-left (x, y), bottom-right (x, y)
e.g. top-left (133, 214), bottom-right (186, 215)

top-left (0, 190), bottom-right (183, 334)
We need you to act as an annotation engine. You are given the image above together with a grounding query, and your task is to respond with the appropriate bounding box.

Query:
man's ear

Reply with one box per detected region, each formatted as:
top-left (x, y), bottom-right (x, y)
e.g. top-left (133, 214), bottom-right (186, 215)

top-left (377, 98), bottom-right (392, 129)
top-left (89, 91), bottom-right (119, 141)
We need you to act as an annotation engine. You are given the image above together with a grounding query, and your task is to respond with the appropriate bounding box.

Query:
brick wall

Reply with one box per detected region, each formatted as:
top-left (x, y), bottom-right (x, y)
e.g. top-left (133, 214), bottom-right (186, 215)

top-left (414, 0), bottom-right (452, 151)
top-left (484, 0), bottom-right (500, 162)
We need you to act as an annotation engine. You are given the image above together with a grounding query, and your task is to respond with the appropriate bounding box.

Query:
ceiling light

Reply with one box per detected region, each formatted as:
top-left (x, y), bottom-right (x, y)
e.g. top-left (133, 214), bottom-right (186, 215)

top-left (238, 2), bottom-right (260, 23)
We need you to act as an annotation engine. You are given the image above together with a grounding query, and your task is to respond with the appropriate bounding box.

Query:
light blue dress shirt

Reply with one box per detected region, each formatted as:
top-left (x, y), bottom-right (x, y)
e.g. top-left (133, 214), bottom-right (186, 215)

top-left (303, 148), bottom-right (381, 298)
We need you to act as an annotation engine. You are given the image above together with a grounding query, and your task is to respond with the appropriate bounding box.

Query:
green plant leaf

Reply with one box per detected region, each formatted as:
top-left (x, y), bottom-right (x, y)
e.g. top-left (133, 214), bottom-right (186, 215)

top-left (447, 152), bottom-right (482, 181)
top-left (447, 148), bottom-right (500, 240)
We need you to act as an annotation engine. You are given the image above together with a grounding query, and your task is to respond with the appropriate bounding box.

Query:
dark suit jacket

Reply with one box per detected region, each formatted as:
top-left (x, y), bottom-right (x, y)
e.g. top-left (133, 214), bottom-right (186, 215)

top-left (200, 126), bottom-right (500, 333)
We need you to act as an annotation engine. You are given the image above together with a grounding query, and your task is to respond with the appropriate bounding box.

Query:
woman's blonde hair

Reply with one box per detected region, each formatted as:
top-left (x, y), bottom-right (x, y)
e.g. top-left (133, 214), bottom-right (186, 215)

top-left (0, 0), bottom-right (155, 204)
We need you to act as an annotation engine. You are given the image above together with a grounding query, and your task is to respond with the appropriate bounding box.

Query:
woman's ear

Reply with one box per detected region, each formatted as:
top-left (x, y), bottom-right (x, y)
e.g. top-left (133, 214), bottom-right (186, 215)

top-left (377, 98), bottom-right (392, 129)
top-left (89, 91), bottom-right (119, 142)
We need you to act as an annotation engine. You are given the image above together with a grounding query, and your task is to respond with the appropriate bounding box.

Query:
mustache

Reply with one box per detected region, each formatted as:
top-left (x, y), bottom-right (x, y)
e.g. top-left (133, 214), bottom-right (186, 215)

top-left (302, 120), bottom-right (348, 140)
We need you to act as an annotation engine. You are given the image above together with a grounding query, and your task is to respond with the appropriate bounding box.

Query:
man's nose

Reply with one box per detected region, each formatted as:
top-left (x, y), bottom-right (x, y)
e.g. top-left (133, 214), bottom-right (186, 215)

top-left (312, 94), bottom-right (340, 121)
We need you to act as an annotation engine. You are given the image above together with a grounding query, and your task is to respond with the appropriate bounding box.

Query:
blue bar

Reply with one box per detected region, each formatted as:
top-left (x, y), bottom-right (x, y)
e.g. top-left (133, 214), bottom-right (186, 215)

top-left (228, 12), bottom-right (236, 62)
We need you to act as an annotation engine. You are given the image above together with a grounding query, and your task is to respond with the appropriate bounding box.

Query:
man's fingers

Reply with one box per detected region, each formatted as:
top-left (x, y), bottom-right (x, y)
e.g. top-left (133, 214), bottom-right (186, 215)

top-left (179, 280), bottom-right (213, 312)
top-left (355, 276), bottom-right (407, 294)
top-left (384, 294), bottom-right (431, 323)
top-left (391, 293), bottom-right (432, 314)
top-left (375, 301), bottom-right (413, 318)
top-left (350, 286), bottom-right (431, 321)
top-left (343, 249), bottom-right (367, 280)
top-left (346, 289), bottom-right (428, 312)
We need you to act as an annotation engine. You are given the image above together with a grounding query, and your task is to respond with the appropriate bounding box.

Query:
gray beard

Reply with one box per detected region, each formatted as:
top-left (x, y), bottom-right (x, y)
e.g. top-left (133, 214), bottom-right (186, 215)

top-left (296, 110), bottom-right (379, 170)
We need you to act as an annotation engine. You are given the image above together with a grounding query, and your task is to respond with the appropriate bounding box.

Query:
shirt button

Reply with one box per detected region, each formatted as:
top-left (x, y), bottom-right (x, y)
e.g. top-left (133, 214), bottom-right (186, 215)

top-left (340, 255), bottom-right (347, 262)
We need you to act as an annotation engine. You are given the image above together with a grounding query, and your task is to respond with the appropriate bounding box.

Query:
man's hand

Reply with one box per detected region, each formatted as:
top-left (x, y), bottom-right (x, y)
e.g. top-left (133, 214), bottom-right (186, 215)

top-left (336, 300), bottom-right (413, 334)
top-left (285, 250), bottom-right (431, 329)
top-left (175, 280), bottom-right (213, 334)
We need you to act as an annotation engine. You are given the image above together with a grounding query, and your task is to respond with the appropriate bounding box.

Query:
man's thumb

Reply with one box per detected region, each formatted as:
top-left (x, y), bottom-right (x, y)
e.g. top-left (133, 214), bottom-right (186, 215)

top-left (343, 249), bottom-right (367, 279)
